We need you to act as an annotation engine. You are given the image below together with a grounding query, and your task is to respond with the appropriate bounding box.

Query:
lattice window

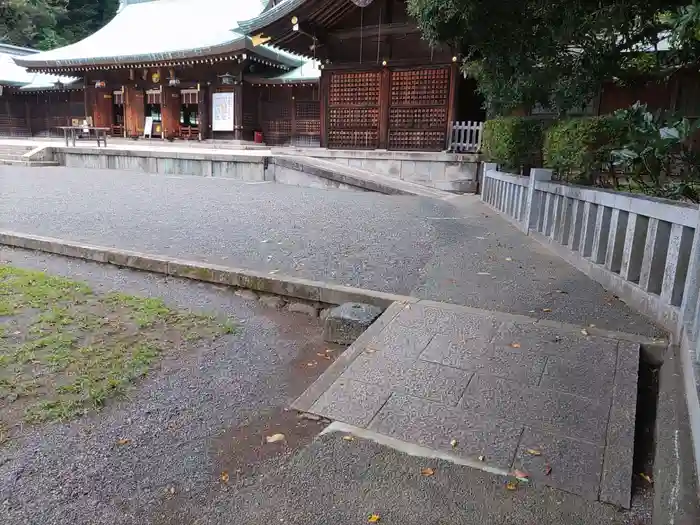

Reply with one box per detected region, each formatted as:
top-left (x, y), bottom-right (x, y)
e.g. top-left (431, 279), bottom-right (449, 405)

top-left (390, 68), bottom-right (449, 106)
top-left (329, 107), bottom-right (379, 130)
top-left (329, 72), bottom-right (380, 106)
top-left (388, 130), bottom-right (446, 151)
top-left (329, 129), bottom-right (379, 149)
top-left (295, 100), bottom-right (320, 120)
top-left (389, 107), bottom-right (447, 130)
top-left (181, 90), bottom-right (198, 105)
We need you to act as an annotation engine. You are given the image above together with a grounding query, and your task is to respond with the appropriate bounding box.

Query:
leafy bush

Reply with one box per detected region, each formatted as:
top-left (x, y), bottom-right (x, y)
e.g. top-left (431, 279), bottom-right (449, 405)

top-left (482, 117), bottom-right (546, 172)
top-left (543, 116), bottom-right (625, 185)
top-left (611, 102), bottom-right (700, 202)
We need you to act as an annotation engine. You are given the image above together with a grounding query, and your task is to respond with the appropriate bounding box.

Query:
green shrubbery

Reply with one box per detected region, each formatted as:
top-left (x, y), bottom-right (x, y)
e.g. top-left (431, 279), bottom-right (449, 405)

top-left (543, 116), bottom-right (625, 185)
top-left (481, 117), bottom-right (545, 172)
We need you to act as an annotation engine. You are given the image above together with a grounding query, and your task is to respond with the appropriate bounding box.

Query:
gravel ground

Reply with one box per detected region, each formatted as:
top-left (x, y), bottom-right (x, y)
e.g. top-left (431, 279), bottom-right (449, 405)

top-left (0, 248), bottom-right (338, 525)
top-left (0, 166), bottom-right (662, 336)
top-left (0, 248), bottom-right (654, 525)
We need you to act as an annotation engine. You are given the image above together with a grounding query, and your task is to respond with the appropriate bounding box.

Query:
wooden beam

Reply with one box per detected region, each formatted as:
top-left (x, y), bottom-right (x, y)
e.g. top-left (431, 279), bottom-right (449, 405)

top-left (378, 67), bottom-right (390, 149)
top-left (330, 23), bottom-right (418, 41)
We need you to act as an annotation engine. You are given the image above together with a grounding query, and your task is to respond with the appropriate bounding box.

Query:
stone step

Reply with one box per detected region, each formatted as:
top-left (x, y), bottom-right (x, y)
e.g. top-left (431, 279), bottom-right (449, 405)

top-left (272, 155), bottom-right (455, 200)
top-left (0, 158), bottom-right (58, 167)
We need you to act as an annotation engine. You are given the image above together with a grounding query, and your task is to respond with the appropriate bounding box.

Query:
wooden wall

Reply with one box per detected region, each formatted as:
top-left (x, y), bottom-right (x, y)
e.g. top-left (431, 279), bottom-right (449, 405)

top-left (0, 93), bottom-right (31, 137)
top-left (254, 84), bottom-right (320, 146)
top-left (323, 64), bottom-right (454, 150)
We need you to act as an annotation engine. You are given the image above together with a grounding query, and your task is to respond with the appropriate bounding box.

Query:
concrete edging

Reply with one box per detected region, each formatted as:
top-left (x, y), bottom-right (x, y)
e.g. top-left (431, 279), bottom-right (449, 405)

top-left (0, 230), bottom-right (413, 310)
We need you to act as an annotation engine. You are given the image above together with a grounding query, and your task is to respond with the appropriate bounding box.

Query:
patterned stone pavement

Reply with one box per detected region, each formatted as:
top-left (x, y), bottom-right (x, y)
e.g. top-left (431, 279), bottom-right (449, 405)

top-left (294, 300), bottom-right (643, 508)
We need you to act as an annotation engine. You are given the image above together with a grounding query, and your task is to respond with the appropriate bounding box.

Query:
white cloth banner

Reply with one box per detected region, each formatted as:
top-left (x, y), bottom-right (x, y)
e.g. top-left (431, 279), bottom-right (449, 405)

top-left (212, 92), bottom-right (235, 131)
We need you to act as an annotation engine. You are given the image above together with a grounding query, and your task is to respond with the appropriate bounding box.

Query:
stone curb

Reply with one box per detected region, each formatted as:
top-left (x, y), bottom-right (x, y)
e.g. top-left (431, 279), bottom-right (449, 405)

top-left (291, 301), bottom-right (408, 413)
top-left (0, 230), bottom-right (414, 310)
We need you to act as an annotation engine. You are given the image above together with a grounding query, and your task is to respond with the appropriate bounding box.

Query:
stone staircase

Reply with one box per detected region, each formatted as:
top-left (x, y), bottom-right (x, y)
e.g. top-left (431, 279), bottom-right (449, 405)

top-left (0, 144), bottom-right (58, 167)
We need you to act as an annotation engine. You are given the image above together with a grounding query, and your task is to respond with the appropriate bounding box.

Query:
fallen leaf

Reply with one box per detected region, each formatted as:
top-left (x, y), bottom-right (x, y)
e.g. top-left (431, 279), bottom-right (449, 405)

top-left (116, 438), bottom-right (131, 446)
top-left (505, 481), bottom-right (518, 491)
top-left (505, 257), bottom-right (513, 262)
top-left (639, 473), bottom-right (653, 484)
top-left (542, 308), bottom-right (552, 313)
top-left (269, 270), bottom-right (279, 275)
top-left (220, 471), bottom-right (229, 483)
top-left (316, 353), bottom-right (332, 360)
top-left (299, 412), bottom-right (321, 421)
top-left (169, 487), bottom-right (175, 495)
top-left (478, 455), bottom-right (485, 462)
top-left (324, 348), bottom-right (335, 353)
top-left (477, 272), bottom-right (491, 276)
top-left (510, 342), bottom-right (521, 348)
top-left (368, 514), bottom-right (381, 523)
top-left (513, 469), bottom-right (530, 481)
top-left (261, 239), bottom-right (269, 243)
top-left (342, 435), bottom-right (355, 442)
top-left (421, 467), bottom-right (435, 477)
top-left (365, 348), bottom-right (377, 354)
top-left (307, 361), bottom-right (316, 367)
top-left (581, 328), bottom-right (589, 336)
top-left (526, 448), bottom-right (542, 456)
top-left (265, 433), bottom-right (286, 444)
top-left (450, 439), bottom-right (458, 448)
top-left (544, 464), bottom-right (552, 476)
top-left (555, 289), bottom-right (568, 294)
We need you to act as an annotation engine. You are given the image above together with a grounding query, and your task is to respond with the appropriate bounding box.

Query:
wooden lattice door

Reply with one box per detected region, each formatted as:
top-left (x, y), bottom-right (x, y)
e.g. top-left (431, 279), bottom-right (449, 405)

top-left (388, 67), bottom-right (450, 151)
top-left (327, 71), bottom-right (380, 149)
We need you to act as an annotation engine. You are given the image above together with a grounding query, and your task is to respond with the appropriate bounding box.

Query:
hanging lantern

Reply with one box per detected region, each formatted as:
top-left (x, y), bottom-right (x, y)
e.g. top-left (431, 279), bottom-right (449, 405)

top-left (350, 0), bottom-right (375, 6)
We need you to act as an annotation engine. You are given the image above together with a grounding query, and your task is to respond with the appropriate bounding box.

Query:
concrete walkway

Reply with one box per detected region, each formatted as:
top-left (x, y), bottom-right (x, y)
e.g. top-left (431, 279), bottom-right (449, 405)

top-left (0, 166), bottom-right (662, 337)
top-left (294, 300), bottom-right (642, 507)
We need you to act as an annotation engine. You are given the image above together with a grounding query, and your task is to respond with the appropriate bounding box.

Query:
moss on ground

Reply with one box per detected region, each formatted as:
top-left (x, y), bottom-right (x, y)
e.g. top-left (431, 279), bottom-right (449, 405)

top-left (0, 265), bottom-right (236, 431)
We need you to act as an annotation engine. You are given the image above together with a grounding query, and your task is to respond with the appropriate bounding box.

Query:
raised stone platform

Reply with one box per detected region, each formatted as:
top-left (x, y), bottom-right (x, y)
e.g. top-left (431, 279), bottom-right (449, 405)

top-left (294, 300), bottom-right (643, 508)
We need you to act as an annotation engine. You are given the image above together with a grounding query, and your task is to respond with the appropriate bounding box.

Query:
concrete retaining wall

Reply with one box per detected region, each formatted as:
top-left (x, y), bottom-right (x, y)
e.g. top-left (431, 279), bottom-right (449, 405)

top-left (272, 147), bottom-right (481, 193)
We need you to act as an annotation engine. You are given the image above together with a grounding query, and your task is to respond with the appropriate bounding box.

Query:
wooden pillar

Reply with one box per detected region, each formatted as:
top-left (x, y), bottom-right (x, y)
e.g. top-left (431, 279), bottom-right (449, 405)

top-left (161, 85), bottom-right (180, 139)
top-left (319, 70), bottom-right (329, 148)
top-left (378, 67), bottom-right (391, 150)
top-left (446, 62), bottom-right (459, 148)
top-left (198, 85), bottom-right (209, 140)
top-left (25, 96), bottom-right (32, 136)
top-left (124, 85), bottom-right (145, 137)
top-left (234, 84), bottom-right (243, 140)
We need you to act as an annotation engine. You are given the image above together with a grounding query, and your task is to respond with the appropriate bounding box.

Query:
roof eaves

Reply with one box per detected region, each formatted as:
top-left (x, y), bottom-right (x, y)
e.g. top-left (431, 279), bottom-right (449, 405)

top-left (15, 35), bottom-right (249, 69)
top-left (237, 0), bottom-right (308, 35)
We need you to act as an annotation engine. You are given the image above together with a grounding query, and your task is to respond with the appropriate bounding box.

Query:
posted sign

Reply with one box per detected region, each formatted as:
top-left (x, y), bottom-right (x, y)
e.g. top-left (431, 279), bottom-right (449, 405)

top-left (212, 92), bottom-right (234, 131)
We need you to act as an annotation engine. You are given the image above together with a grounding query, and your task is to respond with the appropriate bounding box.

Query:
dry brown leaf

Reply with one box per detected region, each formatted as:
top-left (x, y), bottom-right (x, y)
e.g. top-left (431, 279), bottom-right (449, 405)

top-left (421, 467), bottom-right (435, 477)
top-left (450, 439), bottom-right (458, 448)
top-left (505, 481), bottom-right (518, 491)
top-left (526, 448), bottom-right (542, 456)
top-left (542, 308), bottom-right (552, 313)
top-left (544, 464), bottom-right (552, 476)
top-left (307, 362), bottom-right (316, 367)
top-left (116, 438), bottom-right (131, 446)
top-left (342, 435), bottom-right (355, 442)
top-left (265, 433), bottom-right (286, 444)
top-left (220, 471), bottom-right (229, 484)
top-left (510, 342), bottom-right (521, 348)
top-left (368, 514), bottom-right (381, 523)
top-left (316, 353), bottom-right (332, 360)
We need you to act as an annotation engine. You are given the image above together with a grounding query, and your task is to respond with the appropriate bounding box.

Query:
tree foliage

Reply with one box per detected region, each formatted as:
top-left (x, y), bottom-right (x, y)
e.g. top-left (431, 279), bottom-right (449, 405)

top-left (0, 0), bottom-right (119, 50)
top-left (407, 0), bottom-right (697, 115)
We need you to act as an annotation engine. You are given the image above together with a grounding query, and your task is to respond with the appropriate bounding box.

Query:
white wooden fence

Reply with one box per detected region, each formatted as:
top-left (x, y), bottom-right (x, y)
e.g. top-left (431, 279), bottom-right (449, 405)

top-left (481, 162), bottom-right (700, 478)
top-left (447, 121), bottom-right (483, 153)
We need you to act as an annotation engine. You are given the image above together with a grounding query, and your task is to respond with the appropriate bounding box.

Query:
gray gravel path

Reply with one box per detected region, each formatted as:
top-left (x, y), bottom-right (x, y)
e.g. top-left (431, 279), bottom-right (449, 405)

top-left (0, 249), bottom-right (649, 525)
top-left (0, 166), bottom-right (661, 336)
top-left (0, 248), bottom-right (336, 525)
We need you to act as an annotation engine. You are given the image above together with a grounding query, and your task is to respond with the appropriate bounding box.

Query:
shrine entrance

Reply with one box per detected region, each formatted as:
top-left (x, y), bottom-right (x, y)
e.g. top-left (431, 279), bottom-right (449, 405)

top-left (145, 89), bottom-right (162, 138)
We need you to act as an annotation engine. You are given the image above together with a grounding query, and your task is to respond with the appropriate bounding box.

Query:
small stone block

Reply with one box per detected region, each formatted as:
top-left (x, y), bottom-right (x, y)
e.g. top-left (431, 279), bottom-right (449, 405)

top-left (323, 302), bottom-right (383, 344)
top-left (259, 294), bottom-right (286, 310)
top-left (287, 302), bottom-right (319, 317)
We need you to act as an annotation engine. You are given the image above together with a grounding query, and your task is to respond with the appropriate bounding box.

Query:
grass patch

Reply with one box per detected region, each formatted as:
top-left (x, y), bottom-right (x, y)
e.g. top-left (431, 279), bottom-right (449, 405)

top-left (0, 265), bottom-right (236, 434)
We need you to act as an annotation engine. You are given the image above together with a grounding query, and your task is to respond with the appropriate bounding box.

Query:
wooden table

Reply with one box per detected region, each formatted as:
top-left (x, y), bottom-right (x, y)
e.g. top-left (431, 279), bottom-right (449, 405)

top-left (57, 126), bottom-right (111, 147)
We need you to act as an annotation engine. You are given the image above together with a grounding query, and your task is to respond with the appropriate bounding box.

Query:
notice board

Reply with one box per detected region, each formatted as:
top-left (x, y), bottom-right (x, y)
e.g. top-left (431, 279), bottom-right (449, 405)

top-left (212, 92), bottom-right (235, 131)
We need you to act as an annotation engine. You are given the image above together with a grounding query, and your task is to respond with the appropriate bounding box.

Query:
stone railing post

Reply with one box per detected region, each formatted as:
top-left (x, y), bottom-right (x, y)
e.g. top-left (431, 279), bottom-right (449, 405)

top-left (524, 168), bottom-right (552, 234)
top-left (481, 163), bottom-right (498, 204)
top-left (681, 204), bottom-right (700, 358)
